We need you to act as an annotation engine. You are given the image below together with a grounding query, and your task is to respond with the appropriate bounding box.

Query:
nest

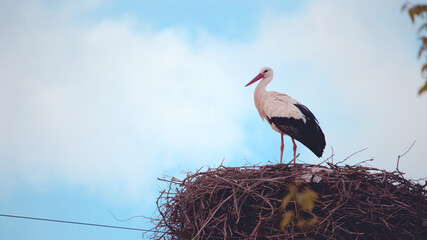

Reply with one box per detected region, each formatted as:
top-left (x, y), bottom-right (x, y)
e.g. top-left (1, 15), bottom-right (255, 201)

top-left (151, 163), bottom-right (427, 239)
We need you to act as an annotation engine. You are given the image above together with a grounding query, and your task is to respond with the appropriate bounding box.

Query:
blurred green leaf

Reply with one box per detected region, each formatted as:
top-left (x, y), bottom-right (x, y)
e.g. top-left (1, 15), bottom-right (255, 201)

top-left (418, 45), bottom-right (425, 58)
top-left (409, 9), bottom-right (415, 23)
top-left (402, 2), bottom-right (408, 12)
top-left (422, 63), bottom-right (427, 73)
top-left (418, 23), bottom-right (427, 33)
top-left (405, 3), bottom-right (427, 96)
top-left (418, 81), bottom-right (427, 95)
top-left (408, 5), bottom-right (427, 23)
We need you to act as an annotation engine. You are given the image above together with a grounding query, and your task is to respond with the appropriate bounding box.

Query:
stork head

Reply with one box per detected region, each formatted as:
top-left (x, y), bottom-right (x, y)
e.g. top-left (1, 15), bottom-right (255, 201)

top-left (245, 66), bottom-right (274, 87)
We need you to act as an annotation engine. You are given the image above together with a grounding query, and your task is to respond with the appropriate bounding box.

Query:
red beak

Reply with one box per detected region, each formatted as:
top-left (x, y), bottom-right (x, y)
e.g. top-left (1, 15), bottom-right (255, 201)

top-left (245, 73), bottom-right (264, 87)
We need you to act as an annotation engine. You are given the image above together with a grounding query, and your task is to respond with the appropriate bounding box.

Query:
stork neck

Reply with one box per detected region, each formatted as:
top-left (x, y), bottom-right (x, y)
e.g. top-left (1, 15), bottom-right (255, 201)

top-left (255, 77), bottom-right (271, 96)
top-left (253, 77), bottom-right (272, 120)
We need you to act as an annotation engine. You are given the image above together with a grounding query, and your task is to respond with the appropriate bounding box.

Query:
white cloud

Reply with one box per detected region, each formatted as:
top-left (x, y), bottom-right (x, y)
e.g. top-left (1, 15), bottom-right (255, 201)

top-left (0, 1), bottom-right (249, 202)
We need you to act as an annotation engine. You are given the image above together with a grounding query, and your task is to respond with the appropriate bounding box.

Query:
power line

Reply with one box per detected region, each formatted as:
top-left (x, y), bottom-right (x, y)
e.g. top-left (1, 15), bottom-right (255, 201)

top-left (0, 213), bottom-right (162, 233)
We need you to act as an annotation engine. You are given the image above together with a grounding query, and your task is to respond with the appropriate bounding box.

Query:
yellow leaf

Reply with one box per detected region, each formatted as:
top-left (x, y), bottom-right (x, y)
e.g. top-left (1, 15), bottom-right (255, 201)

top-left (281, 193), bottom-right (293, 210)
top-left (297, 214), bottom-right (319, 230)
top-left (295, 189), bottom-right (319, 211)
top-left (280, 211), bottom-right (294, 230)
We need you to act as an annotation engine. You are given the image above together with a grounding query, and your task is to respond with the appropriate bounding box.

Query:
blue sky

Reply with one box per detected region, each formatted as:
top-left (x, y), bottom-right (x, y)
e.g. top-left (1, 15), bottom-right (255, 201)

top-left (1, 0), bottom-right (426, 239)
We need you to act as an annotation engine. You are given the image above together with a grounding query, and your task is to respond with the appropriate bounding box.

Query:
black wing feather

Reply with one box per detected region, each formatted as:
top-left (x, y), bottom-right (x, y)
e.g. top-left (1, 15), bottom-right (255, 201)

top-left (268, 103), bottom-right (326, 157)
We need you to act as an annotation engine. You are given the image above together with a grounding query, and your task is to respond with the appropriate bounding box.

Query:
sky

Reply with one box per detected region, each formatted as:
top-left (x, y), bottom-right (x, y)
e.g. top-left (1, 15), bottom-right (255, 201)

top-left (1, 0), bottom-right (426, 239)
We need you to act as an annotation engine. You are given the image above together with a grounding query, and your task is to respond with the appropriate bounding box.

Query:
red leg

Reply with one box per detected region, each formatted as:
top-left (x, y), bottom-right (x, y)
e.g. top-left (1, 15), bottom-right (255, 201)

top-left (291, 138), bottom-right (297, 164)
top-left (280, 133), bottom-right (284, 164)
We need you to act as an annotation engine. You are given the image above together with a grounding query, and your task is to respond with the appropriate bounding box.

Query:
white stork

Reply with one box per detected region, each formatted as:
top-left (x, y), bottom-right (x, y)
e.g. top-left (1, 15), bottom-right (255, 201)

top-left (245, 67), bottom-right (326, 164)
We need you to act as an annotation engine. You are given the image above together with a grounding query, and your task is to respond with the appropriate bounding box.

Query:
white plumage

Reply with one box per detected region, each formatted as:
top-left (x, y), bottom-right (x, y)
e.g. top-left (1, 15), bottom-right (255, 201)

top-left (246, 67), bottom-right (326, 164)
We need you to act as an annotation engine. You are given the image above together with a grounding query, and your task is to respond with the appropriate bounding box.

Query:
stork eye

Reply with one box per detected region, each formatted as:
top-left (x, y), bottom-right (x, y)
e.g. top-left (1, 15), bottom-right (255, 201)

top-left (263, 70), bottom-right (268, 73)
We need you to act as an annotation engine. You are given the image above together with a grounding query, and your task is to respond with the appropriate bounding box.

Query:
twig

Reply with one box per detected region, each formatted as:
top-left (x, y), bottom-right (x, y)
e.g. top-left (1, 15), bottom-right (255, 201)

top-left (192, 194), bottom-right (233, 240)
top-left (287, 153), bottom-right (300, 164)
top-left (396, 140), bottom-right (416, 176)
top-left (355, 158), bottom-right (374, 165)
top-left (107, 210), bottom-right (153, 222)
top-left (336, 148), bottom-right (367, 165)
top-left (316, 146), bottom-right (334, 166)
